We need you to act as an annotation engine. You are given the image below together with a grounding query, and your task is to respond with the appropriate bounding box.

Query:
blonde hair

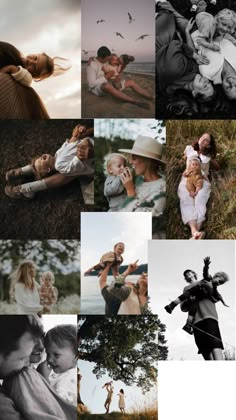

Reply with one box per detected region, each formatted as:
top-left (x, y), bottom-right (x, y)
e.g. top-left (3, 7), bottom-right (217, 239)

top-left (106, 153), bottom-right (127, 174)
top-left (34, 54), bottom-right (71, 81)
top-left (216, 9), bottom-right (236, 32)
top-left (10, 260), bottom-right (36, 298)
top-left (40, 271), bottom-right (55, 285)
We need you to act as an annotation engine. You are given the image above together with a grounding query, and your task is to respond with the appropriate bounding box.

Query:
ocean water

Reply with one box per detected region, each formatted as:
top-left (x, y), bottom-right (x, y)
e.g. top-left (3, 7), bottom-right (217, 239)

top-left (124, 62), bottom-right (155, 76)
top-left (81, 275), bottom-right (139, 314)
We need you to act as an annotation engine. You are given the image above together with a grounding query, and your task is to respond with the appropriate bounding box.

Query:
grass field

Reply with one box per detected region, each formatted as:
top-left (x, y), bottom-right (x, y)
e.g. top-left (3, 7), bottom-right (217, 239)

top-left (0, 120), bottom-right (93, 239)
top-left (166, 120), bottom-right (236, 239)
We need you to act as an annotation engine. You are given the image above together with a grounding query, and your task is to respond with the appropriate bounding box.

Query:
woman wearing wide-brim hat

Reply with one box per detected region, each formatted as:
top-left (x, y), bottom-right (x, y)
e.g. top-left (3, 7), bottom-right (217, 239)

top-left (118, 135), bottom-right (166, 224)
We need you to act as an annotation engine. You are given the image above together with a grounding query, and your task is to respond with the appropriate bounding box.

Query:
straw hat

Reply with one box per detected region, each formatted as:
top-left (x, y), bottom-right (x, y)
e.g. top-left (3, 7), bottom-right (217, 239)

top-left (119, 135), bottom-right (165, 164)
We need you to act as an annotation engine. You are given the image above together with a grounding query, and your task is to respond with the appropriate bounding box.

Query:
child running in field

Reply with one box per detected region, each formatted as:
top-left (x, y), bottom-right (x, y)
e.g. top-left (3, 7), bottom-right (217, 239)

top-left (38, 324), bottom-right (77, 405)
top-left (84, 242), bottom-right (125, 281)
top-left (39, 271), bottom-right (58, 314)
top-left (104, 153), bottom-right (127, 211)
top-left (0, 41), bottom-right (70, 87)
top-left (165, 257), bottom-right (229, 334)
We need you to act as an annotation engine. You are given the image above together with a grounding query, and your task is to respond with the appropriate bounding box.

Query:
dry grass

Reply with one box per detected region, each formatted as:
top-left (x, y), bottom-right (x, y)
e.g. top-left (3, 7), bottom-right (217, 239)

top-left (166, 120), bottom-right (236, 239)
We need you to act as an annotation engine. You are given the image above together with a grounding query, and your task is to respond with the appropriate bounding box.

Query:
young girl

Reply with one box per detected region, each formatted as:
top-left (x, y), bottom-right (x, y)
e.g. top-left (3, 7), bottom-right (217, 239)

top-left (38, 324), bottom-right (77, 406)
top-left (10, 260), bottom-right (43, 316)
top-left (104, 153), bottom-right (127, 211)
top-left (39, 271), bottom-right (58, 314)
top-left (5, 121), bottom-right (94, 200)
top-left (118, 389), bottom-right (125, 414)
top-left (0, 41), bottom-right (70, 87)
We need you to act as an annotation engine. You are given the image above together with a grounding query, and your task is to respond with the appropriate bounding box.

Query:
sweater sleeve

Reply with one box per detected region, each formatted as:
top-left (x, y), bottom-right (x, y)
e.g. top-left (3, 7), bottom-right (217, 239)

top-left (11, 66), bottom-right (33, 87)
top-left (104, 176), bottom-right (125, 197)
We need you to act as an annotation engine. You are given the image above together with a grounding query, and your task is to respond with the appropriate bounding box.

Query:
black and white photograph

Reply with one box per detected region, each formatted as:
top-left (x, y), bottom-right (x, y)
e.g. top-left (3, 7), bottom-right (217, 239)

top-left (149, 239), bottom-right (235, 360)
top-left (156, 0), bottom-right (236, 119)
top-left (0, 314), bottom-right (77, 419)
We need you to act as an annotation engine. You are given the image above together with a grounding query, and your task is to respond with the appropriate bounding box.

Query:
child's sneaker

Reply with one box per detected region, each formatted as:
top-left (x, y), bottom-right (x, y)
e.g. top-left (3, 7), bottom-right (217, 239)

top-left (182, 322), bottom-right (193, 335)
top-left (164, 302), bottom-right (176, 314)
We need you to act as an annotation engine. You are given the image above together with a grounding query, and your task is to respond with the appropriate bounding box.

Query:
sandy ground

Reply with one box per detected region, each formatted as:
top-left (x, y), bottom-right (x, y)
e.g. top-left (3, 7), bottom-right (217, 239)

top-left (81, 63), bottom-right (155, 118)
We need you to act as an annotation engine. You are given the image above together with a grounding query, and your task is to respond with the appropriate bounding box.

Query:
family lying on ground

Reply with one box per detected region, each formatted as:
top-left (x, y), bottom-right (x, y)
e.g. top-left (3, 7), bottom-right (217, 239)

top-left (0, 41), bottom-right (70, 118)
top-left (156, 2), bottom-right (236, 116)
top-left (86, 45), bottom-right (154, 109)
top-left (102, 381), bottom-right (125, 414)
top-left (165, 256), bottom-right (229, 360)
top-left (0, 316), bottom-right (77, 420)
top-left (85, 242), bottom-right (148, 315)
top-left (4, 121), bottom-right (94, 200)
top-left (9, 260), bottom-right (58, 315)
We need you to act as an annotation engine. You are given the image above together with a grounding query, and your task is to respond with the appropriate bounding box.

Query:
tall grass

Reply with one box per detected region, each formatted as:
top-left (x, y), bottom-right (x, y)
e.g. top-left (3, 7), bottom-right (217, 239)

top-left (166, 120), bottom-right (236, 239)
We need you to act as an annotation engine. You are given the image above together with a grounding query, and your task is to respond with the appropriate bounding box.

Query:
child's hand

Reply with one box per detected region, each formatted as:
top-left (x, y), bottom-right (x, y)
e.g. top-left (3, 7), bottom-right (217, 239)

top-left (185, 17), bottom-right (195, 33)
top-left (211, 43), bottom-right (220, 52)
top-left (105, 70), bottom-right (115, 80)
top-left (77, 138), bottom-right (93, 160)
top-left (204, 256), bottom-right (211, 266)
top-left (189, 191), bottom-right (196, 198)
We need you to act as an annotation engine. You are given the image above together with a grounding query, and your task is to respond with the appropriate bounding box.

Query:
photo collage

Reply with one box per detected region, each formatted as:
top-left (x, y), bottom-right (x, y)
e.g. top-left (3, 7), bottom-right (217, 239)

top-left (0, 1), bottom-right (235, 419)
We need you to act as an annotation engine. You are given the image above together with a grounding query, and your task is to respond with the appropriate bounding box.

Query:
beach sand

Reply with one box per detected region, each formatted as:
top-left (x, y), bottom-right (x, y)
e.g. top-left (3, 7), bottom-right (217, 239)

top-left (81, 63), bottom-right (155, 118)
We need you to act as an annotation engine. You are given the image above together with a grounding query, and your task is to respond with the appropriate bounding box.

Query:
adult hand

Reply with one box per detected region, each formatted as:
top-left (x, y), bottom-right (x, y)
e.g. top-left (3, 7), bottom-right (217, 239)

top-left (185, 17), bottom-right (195, 33)
top-left (193, 53), bottom-right (210, 65)
top-left (204, 256), bottom-right (211, 266)
top-left (120, 167), bottom-right (136, 196)
top-left (105, 70), bottom-right (115, 80)
top-left (127, 260), bottom-right (139, 274)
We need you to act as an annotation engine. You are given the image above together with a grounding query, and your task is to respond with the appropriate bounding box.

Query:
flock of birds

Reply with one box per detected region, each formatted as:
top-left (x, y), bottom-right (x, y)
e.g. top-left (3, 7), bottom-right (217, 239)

top-left (96, 12), bottom-right (150, 41)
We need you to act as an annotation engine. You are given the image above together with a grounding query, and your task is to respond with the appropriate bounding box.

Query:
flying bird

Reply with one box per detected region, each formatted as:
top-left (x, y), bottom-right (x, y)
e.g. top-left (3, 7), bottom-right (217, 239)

top-left (128, 12), bottom-right (135, 23)
top-left (114, 32), bottom-right (124, 39)
top-left (82, 50), bottom-right (95, 54)
top-left (135, 34), bottom-right (150, 41)
top-left (97, 19), bottom-right (106, 24)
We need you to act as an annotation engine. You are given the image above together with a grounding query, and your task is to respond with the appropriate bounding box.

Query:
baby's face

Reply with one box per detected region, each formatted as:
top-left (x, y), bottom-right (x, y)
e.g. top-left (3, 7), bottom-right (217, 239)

top-left (41, 276), bottom-right (51, 287)
top-left (190, 160), bottom-right (200, 171)
top-left (110, 56), bottom-right (119, 66)
top-left (108, 156), bottom-right (126, 175)
top-left (23, 53), bottom-right (49, 78)
top-left (115, 243), bottom-right (125, 254)
top-left (46, 340), bottom-right (76, 374)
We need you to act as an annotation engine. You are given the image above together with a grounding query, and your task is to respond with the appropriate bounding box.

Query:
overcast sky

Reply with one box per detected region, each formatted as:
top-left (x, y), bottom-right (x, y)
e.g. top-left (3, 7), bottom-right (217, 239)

top-left (149, 240), bottom-right (235, 360)
top-left (81, 0), bottom-right (155, 62)
top-left (1, 0), bottom-right (80, 118)
top-left (81, 212), bottom-right (152, 272)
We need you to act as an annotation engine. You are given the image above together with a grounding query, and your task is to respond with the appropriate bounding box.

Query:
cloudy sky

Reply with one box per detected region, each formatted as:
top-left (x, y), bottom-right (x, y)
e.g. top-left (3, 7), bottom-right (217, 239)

top-left (81, 212), bottom-right (152, 272)
top-left (81, 0), bottom-right (155, 62)
top-left (149, 240), bottom-right (235, 360)
top-left (1, 0), bottom-right (80, 118)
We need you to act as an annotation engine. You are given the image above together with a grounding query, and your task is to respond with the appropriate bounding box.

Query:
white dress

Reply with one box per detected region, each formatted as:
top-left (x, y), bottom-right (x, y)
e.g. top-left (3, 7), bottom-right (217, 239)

top-left (118, 287), bottom-right (141, 315)
top-left (118, 392), bottom-right (125, 409)
top-left (14, 281), bottom-right (43, 315)
top-left (49, 367), bottom-right (77, 406)
top-left (177, 145), bottom-right (211, 225)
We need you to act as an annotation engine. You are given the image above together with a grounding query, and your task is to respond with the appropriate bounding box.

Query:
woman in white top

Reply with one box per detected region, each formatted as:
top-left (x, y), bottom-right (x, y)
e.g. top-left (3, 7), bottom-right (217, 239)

top-left (10, 260), bottom-right (43, 315)
top-left (177, 133), bottom-right (219, 239)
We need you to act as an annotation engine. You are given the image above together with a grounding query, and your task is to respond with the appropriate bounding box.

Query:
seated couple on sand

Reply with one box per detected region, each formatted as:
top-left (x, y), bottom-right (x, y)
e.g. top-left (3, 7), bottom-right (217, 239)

top-left (5, 122), bottom-right (94, 200)
top-left (86, 46), bottom-right (154, 109)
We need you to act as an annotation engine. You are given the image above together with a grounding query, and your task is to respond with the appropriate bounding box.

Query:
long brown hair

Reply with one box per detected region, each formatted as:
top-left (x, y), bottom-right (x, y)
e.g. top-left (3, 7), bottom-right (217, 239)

top-left (192, 134), bottom-right (217, 158)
